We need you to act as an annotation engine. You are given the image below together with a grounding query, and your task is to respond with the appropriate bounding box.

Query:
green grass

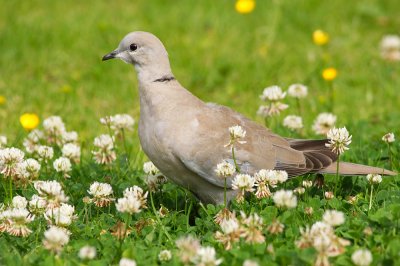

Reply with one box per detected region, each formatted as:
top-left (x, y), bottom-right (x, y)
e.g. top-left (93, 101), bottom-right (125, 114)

top-left (1, 0), bottom-right (400, 265)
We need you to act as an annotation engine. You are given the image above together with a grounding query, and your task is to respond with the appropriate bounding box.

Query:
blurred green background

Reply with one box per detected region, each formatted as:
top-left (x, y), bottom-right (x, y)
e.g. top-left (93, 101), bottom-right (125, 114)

top-left (1, 0), bottom-right (399, 144)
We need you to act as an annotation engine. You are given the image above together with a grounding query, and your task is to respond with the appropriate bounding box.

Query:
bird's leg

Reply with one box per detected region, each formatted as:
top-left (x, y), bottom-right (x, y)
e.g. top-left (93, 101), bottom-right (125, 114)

top-left (314, 174), bottom-right (325, 189)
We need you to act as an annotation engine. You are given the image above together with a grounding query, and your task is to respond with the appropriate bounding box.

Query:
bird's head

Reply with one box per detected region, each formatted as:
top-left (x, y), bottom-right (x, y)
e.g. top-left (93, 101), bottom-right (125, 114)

top-left (102, 31), bottom-right (171, 72)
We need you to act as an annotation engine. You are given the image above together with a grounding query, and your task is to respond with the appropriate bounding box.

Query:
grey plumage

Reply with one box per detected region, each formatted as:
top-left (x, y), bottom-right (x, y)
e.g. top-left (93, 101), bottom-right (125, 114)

top-left (103, 31), bottom-right (396, 204)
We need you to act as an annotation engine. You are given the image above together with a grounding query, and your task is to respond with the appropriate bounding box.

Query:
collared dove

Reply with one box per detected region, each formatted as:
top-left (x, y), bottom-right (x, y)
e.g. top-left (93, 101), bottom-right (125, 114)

top-left (102, 31), bottom-right (396, 204)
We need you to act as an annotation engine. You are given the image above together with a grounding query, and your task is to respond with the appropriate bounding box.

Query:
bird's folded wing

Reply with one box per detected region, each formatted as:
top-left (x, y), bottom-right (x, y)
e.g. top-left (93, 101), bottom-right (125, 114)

top-left (171, 103), bottom-right (307, 188)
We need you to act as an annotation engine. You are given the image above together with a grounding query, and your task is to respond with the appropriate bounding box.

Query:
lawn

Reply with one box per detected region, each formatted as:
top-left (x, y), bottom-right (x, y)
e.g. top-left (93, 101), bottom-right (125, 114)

top-left (1, 0), bottom-right (400, 265)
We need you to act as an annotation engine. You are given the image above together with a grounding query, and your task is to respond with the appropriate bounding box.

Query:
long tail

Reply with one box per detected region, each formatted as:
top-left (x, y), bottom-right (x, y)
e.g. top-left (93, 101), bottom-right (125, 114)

top-left (319, 162), bottom-right (397, 176)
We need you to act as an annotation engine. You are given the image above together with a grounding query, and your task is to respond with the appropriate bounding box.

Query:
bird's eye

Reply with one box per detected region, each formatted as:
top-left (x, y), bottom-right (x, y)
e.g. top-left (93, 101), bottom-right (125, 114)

top-left (129, 43), bottom-right (138, 51)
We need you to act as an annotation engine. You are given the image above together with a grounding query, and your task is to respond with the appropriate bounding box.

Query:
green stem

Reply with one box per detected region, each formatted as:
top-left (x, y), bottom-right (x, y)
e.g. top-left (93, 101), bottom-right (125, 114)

top-left (334, 155), bottom-right (340, 195)
top-left (296, 98), bottom-right (302, 117)
top-left (186, 201), bottom-right (192, 231)
top-left (1, 181), bottom-right (8, 203)
top-left (124, 214), bottom-right (131, 239)
top-left (224, 177), bottom-right (227, 208)
top-left (329, 81), bottom-right (334, 112)
top-left (387, 143), bottom-right (393, 169)
top-left (121, 129), bottom-right (130, 161)
top-left (231, 146), bottom-right (240, 173)
top-left (264, 117), bottom-right (269, 127)
top-left (150, 191), bottom-right (172, 243)
top-left (9, 176), bottom-right (13, 202)
top-left (368, 185), bottom-right (374, 211)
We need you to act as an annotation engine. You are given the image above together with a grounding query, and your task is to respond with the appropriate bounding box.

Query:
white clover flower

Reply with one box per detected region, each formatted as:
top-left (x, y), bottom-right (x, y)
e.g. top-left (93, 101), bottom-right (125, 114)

top-left (313, 233), bottom-right (332, 252)
top-left (381, 35), bottom-right (400, 51)
top-left (144, 174), bottom-right (167, 192)
top-left (288, 84), bottom-right (308, 98)
top-left (192, 246), bottom-right (223, 266)
top-left (62, 143), bottom-right (81, 163)
top-left (110, 114), bottom-right (135, 132)
top-left (12, 196), bottom-right (28, 209)
top-left (352, 249), bottom-right (373, 266)
top-left (325, 127), bottom-right (352, 155)
top-left (260, 85), bottom-right (286, 101)
top-left (23, 130), bottom-right (44, 153)
top-left (322, 210), bottom-right (345, 227)
top-left (0, 135), bottom-right (7, 148)
top-left (256, 105), bottom-right (270, 118)
top-left (325, 191), bottom-right (334, 199)
top-left (53, 157), bottom-right (72, 177)
top-left (92, 134), bottom-right (116, 165)
top-left (100, 116), bottom-right (112, 126)
top-left (382, 132), bottom-right (395, 143)
top-left (226, 125), bottom-right (246, 147)
top-left (123, 186), bottom-right (148, 209)
top-left (257, 102), bottom-right (289, 118)
top-left (123, 186), bottom-right (145, 198)
top-left (143, 161), bottom-right (160, 175)
top-left (215, 161), bottom-right (236, 178)
top-left (88, 182), bottom-right (114, 207)
top-left (79, 245), bottom-right (96, 260)
top-left (380, 35), bottom-right (400, 61)
top-left (43, 116), bottom-right (66, 135)
top-left (93, 134), bottom-right (114, 149)
top-left (176, 235), bottom-right (201, 264)
top-left (220, 218), bottom-right (241, 234)
top-left (267, 219), bottom-right (284, 235)
top-left (243, 260), bottom-right (259, 266)
top-left (283, 115), bottom-right (303, 130)
top-left (254, 169), bottom-right (277, 187)
top-left (310, 221), bottom-right (334, 236)
top-left (254, 169), bottom-right (273, 199)
top-left (0, 147), bottom-right (25, 177)
top-left (296, 220), bottom-right (351, 262)
top-left (115, 196), bottom-right (142, 214)
top-left (43, 226), bottom-right (70, 253)
top-left (142, 161), bottom-right (167, 191)
top-left (302, 180), bottom-right (313, 188)
top-left (305, 207), bottom-right (314, 215)
top-left (275, 170), bottom-right (288, 183)
top-left (294, 187), bottom-right (305, 195)
top-left (232, 173), bottom-right (255, 203)
top-left (366, 174), bottom-right (382, 184)
top-left (229, 125), bottom-right (246, 139)
top-left (45, 203), bottom-right (76, 227)
top-left (273, 190), bottom-right (297, 208)
top-left (158, 249), bottom-right (172, 262)
top-left (62, 131), bottom-right (78, 144)
top-left (119, 258), bottom-right (137, 266)
top-left (33, 180), bottom-right (69, 209)
top-left (36, 145), bottom-right (54, 161)
top-left (18, 158), bottom-right (41, 180)
top-left (88, 182), bottom-right (113, 197)
top-left (312, 113), bottom-right (337, 135)
top-left (232, 174), bottom-right (254, 191)
top-left (28, 194), bottom-right (47, 212)
top-left (3, 208), bottom-right (35, 237)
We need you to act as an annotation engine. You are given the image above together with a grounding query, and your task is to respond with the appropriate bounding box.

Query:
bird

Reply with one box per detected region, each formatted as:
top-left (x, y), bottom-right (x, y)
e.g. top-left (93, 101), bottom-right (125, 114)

top-left (102, 31), bottom-right (396, 204)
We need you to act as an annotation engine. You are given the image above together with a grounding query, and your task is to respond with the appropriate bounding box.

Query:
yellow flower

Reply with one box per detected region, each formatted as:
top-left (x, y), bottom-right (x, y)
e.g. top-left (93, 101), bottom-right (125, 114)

top-left (20, 113), bottom-right (40, 131)
top-left (313, 30), bottom-right (329, 46)
top-left (0, 95), bottom-right (6, 105)
top-left (322, 68), bottom-right (337, 81)
top-left (235, 0), bottom-right (255, 14)
top-left (60, 85), bottom-right (72, 93)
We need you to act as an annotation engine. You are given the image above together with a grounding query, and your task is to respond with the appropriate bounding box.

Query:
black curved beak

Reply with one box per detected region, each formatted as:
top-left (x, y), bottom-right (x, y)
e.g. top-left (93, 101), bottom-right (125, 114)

top-left (102, 50), bottom-right (118, 61)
